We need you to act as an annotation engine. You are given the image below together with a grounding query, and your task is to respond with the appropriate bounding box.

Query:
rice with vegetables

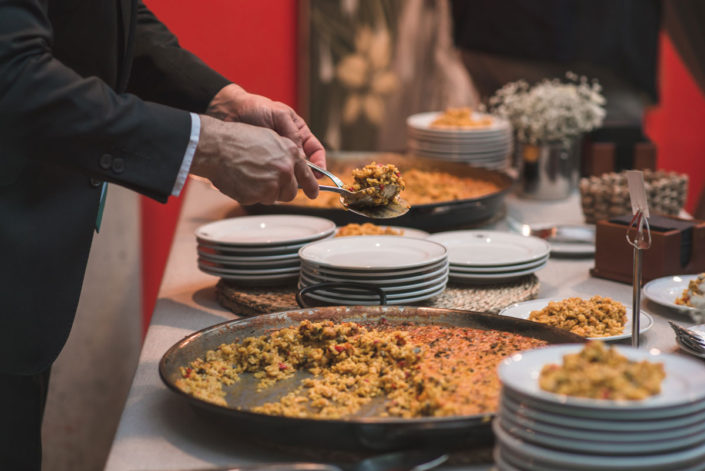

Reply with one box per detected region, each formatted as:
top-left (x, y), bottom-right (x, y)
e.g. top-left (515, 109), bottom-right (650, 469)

top-left (528, 296), bottom-right (626, 338)
top-left (175, 319), bottom-right (546, 419)
top-left (539, 341), bottom-right (665, 400)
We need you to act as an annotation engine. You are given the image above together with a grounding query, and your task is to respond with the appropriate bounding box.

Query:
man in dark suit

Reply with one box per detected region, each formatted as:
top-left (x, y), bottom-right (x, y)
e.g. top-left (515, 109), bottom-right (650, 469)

top-left (0, 1), bottom-right (325, 469)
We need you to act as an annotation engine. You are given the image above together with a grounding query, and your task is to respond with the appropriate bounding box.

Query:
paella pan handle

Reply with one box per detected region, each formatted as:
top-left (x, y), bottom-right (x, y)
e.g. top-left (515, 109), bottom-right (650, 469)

top-left (296, 282), bottom-right (387, 308)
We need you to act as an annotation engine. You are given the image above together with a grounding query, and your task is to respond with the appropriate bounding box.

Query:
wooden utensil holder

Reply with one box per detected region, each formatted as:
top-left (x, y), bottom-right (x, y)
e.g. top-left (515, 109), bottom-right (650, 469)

top-left (591, 216), bottom-right (705, 284)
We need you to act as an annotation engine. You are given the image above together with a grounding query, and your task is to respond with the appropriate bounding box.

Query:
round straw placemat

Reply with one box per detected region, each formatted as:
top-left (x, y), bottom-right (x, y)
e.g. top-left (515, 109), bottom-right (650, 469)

top-left (216, 275), bottom-right (539, 316)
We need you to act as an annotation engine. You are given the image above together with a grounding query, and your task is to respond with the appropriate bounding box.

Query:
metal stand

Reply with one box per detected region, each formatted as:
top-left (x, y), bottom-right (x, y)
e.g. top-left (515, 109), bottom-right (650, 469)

top-left (626, 210), bottom-right (651, 348)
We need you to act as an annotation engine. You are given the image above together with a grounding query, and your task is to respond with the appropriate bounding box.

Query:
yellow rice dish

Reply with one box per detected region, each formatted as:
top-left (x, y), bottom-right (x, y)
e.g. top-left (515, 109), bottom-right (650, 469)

top-left (175, 320), bottom-right (546, 419)
top-left (528, 296), bottom-right (626, 338)
top-left (348, 162), bottom-right (405, 207)
top-left (335, 223), bottom-right (403, 237)
top-left (292, 167), bottom-right (500, 208)
top-left (430, 107), bottom-right (493, 129)
top-left (539, 341), bottom-right (665, 400)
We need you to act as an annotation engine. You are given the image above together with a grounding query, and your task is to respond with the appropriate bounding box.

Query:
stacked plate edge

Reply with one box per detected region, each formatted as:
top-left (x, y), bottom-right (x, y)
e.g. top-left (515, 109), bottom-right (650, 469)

top-left (298, 235), bottom-right (449, 305)
top-left (406, 111), bottom-right (513, 169)
top-left (494, 344), bottom-right (705, 471)
top-left (426, 230), bottom-right (549, 284)
top-left (196, 215), bottom-right (336, 287)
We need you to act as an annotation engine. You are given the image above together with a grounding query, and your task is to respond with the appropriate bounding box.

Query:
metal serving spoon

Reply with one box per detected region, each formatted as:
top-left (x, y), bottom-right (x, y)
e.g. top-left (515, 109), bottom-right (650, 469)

top-left (306, 161), bottom-right (410, 219)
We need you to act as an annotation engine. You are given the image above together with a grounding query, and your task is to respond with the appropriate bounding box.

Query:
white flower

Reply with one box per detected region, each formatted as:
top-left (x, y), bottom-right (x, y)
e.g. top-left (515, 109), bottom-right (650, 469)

top-left (489, 74), bottom-right (606, 145)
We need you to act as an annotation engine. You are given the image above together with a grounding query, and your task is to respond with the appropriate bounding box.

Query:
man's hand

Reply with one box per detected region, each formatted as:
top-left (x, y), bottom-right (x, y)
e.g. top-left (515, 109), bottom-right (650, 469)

top-left (206, 84), bottom-right (326, 171)
top-left (191, 115), bottom-right (319, 205)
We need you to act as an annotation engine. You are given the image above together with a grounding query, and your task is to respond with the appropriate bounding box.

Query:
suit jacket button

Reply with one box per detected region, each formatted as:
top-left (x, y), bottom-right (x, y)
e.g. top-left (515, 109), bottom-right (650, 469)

top-left (111, 157), bottom-right (125, 174)
top-left (89, 178), bottom-right (103, 188)
top-left (100, 153), bottom-right (113, 169)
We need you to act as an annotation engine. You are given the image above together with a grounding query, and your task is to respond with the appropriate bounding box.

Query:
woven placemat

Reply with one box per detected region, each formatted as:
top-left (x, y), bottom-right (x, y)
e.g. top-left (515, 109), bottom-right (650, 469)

top-left (216, 275), bottom-right (540, 316)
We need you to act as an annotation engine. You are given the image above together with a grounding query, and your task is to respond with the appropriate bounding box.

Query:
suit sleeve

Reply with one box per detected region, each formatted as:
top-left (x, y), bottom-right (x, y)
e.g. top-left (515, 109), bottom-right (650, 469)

top-left (0, 0), bottom-right (190, 202)
top-left (127, 2), bottom-right (231, 113)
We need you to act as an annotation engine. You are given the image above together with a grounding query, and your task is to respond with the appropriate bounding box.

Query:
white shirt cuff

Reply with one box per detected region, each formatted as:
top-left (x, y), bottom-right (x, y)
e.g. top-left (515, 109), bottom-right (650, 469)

top-left (171, 112), bottom-right (200, 197)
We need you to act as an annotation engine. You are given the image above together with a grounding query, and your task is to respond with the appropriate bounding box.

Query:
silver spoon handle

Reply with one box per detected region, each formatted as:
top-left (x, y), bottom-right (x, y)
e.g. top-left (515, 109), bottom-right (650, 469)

top-left (305, 161), bottom-right (346, 189)
top-left (318, 185), bottom-right (347, 195)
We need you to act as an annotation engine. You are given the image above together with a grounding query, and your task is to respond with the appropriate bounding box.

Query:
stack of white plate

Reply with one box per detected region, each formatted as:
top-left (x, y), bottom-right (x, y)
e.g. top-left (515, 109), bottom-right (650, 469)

top-left (495, 344), bottom-right (705, 471)
top-left (298, 236), bottom-right (448, 305)
top-left (196, 215), bottom-right (336, 286)
top-left (406, 111), bottom-right (512, 169)
top-left (426, 231), bottom-right (549, 284)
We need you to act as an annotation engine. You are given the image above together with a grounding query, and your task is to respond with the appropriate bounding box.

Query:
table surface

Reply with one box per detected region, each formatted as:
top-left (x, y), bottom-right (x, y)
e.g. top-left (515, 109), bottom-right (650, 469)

top-left (104, 179), bottom-right (694, 471)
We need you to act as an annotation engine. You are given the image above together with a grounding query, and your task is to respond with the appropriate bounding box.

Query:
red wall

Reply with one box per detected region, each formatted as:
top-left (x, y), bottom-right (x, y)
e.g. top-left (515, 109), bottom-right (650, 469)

top-left (140, 0), bottom-right (298, 332)
top-left (645, 34), bottom-right (705, 214)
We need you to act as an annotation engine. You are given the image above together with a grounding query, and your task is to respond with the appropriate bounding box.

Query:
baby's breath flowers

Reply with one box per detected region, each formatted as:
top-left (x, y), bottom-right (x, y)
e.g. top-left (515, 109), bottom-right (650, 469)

top-left (488, 73), bottom-right (606, 145)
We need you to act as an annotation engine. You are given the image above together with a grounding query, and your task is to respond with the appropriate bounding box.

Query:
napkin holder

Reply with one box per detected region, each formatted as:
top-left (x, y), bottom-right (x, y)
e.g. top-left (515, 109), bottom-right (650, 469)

top-left (591, 214), bottom-right (705, 284)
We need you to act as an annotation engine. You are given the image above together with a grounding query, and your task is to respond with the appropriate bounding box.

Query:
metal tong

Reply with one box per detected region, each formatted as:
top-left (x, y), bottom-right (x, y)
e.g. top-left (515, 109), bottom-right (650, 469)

top-left (625, 210), bottom-right (652, 348)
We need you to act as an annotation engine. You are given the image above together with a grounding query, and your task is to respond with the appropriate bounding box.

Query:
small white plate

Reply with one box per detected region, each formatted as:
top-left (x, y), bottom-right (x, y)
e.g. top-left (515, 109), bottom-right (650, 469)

top-left (302, 284), bottom-right (446, 306)
top-left (198, 262), bottom-right (300, 276)
top-left (299, 270), bottom-right (447, 293)
top-left (334, 226), bottom-right (429, 239)
top-left (449, 255), bottom-right (548, 274)
top-left (407, 111), bottom-right (509, 135)
top-left (493, 419), bottom-right (705, 471)
top-left (499, 344), bottom-right (705, 410)
top-left (195, 215), bottom-right (336, 246)
top-left (198, 257), bottom-right (301, 275)
top-left (499, 298), bottom-right (653, 341)
top-left (499, 412), bottom-right (705, 455)
top-left (501, 392), bottom-right (705, 434)
top-left (427, 230), bottom-right (550, 267)
top-left (197, 250), bottom-right (300, 265)
top-left (448, 261), bottom-right (547, 282)
top-left (297, 278), bottom-right (448, 301)
top-left (300, 262), bottom-right (449, 286)
top-left (302, 258), bottom-right (447, 277)
top-left (198, 239), bottom-right (325, 255)
top-left (299, 236), bottom-right (447, 270)
top-left (643, 275), bottom-right (703, 313)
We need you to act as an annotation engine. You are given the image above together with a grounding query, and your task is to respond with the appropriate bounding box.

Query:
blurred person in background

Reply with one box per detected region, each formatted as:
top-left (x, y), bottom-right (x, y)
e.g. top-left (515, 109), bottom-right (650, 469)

top-left (0, 1), bottom-right (325, 470)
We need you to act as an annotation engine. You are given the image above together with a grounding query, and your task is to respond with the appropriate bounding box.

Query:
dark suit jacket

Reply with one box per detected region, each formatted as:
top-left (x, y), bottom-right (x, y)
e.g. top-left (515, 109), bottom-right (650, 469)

top-left (0, 0), bottom-right (230, 375)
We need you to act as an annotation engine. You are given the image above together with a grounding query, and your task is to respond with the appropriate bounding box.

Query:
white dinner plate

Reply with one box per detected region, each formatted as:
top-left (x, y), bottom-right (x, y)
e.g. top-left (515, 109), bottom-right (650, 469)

top-left (302, 284), bottom-right (446, 306)
top-left (502, 383), bottom-right (705, 421)
top-left (408, 126), bottom-right (512, 141)
top-left (643, 274), bottom-right (703, 313)
top-left (498, 298), bottom-right (653, 341)
top-left (197, 250), bottom-right (300, 265)
top-left (299, 270), bottom-right (447, 293)
top-left (427, 230), bottom-right (550, 267)
top-left (195, 215), bottom-right (336, 246)
top-left (197, 258), bottom-right (299, 271)
top-left (198, 262), bottom-right (300, 276)
top-left (498, 411), bottom-right (705, 455)
top-left (499, 344), bottom-right (705, 411)
top-left (300, 262), bottom-right (449, 286)
top-left (448, 261), bottom-right (547, 282)
top-left (301, 258), bottom-right (447, 277)
top-left (199, 270), bottom-right (299, 285)
top-left (299, 236), bottom-right (447, 270)
top-left (198, 238), bottom-right (327, 255)
top-left (500, 392), bottom-right (705, 434)
top-left (493, 419), bottom-right (705, 471)
top-left (334, 226), bottom-right (429, 239)
top-left (449, 255), bottom-right (548, 273)
top-left (297, 278), bottom-right (447, 301)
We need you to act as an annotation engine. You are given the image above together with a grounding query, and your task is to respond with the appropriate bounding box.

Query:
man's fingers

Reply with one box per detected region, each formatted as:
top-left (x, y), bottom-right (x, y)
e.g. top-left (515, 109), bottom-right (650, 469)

top-left (271, 106), bottom-right (302, 146)
top-left (294, 156), bottom-right (319, 199)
